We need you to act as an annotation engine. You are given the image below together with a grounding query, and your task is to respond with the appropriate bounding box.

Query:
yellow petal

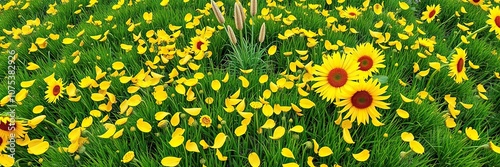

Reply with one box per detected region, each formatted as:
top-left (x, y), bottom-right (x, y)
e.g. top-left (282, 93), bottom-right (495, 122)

top-left (299, 98), bottom-right (315, 109)
top-left (248, 152), bottom-right (260, 167)
top-left (21, 79), bottom-right (36, 88)
top-left (81, 116), bottom-right (93, 128)
top-left (289, 125), bottom-right (304, 133)
top-left (318, 146), bottom-right (333, 157)
top-left (468, 60), bottom-right (479, 69)
top-left (161, 157), bottom-right (181, 166)
top-left (128, 94), bottom-right (142, 106)
top-left (185, 140), bottom-right (200, 152)
top-left (27, 140), bottom-right (50, 155)
top-left (212, 132), bottom-right (227, 149)
top-left (401, 132), bottom-right (414, 142)
top-left (465, 127), bottom-right (480, 141)
top-left (200, 140), bottom-right (209, 149)
top-left (0, 154), bottom-right (14, 167)
top-left (234, 124), bottom-right (247, 137)
top-left (445, 117), bottom-right (456, 128)
top-left (136, 118), bottom-right (152, 133)
top-left (62, 38), bottom-right (75, 44)
top-left (216, 149), bottom-right (228, 161)
top-left (459, 102), bottom-right (473, 109)
top-left (91, 93), bottom-right (106, 101)
top-left (211, 80), bottom-right (221, 91)
top-left (281, 148), bottom-right (295, 159)
top-left (26, 62), bottom-right (40, 70)
top-left (262, 104), bottom-right (274, 117)
top-left (222, 72), bottom-right (229, 83)
top-left (352, 149), bottom-right (370, 162)
top-left (183, 107), bottom-right (201, 116)
top-left (155, 112), bottom-right (170, 121)
top-left (239, 76), bottom-right (250, 88)
top-left (489, 141), bottom-right (500, 154)
top-left (169, 135), bottom-right (184, 147)
top-left (270, 126), bottom-right (285, 140)
top-left (399, 1), bottom-right (409, 10)
top-left (409, 140), bottom-right (425, 154)
top-left (342, 128), bottom-right (355, 144)
top-left (400, 93), bottom-right (414, 103)
top-left (98, 124), bottom-right (116, 138)
top-left (282, 162), bottom-right (299, 167)
top-left (268, 45), bottom-right (277, 55)
top-left (261, 119), bottom-right (276, 129)
top-left (33, 105), bottom-right (45, 114)
top-left (259, 75), bottom-right (268, 84)
top-left (396, 109), bottom-right (409, 119)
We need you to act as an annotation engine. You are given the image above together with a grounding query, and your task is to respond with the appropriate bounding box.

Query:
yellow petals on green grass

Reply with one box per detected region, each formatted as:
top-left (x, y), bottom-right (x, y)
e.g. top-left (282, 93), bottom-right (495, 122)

top-left (465, 127), bottom-right (480, 141)
top-left (352, 149), bottom-right (370, 162)
top-left (281, 148), bottom-right (295, 159)
top-left (121, 151), bottom-right (134, 163)
top-left (270, 126), bottom-right (285, 140)
top-left (161, 157), bottom-right (181, 166)
top-left (136, 118), bottom-right (152, 133)
top-left (211, 132), bottom-right (227, 149)
top-left (248, 152), bottom-right (260, 167)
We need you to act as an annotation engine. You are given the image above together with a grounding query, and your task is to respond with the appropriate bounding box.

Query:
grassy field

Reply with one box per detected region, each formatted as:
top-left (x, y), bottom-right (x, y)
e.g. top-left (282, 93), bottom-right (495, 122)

top-left (1, 0), bottom-right (500, 166)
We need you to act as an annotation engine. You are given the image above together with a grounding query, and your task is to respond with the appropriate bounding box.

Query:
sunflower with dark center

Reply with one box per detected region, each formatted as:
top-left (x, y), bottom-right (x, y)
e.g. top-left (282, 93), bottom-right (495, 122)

top-left (448, 48), bottom-right (469, 84)
top-left (336, 79), bottom-right (390, 126)
top-left (350, 43), bottom-right (386, 80)
top-left (200, 115), bottom-right (212, 128)
top-left (190, 36), bottom-right (210, 53)
top-left (44, 73), bottom-right (65, 103)
top-left (487, 6), bottom-right (500, 35)
top-left (341, 6), bottom-right (361, 19)
top-left (421, 4), bottom-right (441, 23)
top-left (0, 135), bottom-right (7, 152)
top-left (0, 116), bottom-right (29, 139)
top-left (312, 52), bottom-right (360, 103)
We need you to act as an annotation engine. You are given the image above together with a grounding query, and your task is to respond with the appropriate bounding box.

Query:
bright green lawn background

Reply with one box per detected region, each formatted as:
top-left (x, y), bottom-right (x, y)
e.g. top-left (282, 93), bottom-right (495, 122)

top-left (1, 0), bottom-right (500, 166)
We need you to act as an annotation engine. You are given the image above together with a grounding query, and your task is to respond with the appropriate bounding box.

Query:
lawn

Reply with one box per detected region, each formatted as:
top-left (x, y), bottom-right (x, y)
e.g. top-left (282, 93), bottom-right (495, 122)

top-left (1, 0), bottom-right (500, 166)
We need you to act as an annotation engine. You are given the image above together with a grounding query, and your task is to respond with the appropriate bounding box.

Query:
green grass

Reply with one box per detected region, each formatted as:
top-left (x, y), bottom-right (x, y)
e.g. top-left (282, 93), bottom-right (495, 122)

top-left (1, 0), bottom-right (500, 166)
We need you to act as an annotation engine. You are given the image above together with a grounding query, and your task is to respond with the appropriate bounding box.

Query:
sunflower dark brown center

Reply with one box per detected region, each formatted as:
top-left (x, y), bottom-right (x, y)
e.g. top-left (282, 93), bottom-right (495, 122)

top-left (0, 121), bottom-right (13, 131)
top-left (349, 12), bottom-right (356, 16)
top-left (473, 0), bottom-right (480, 3)
top-left (429, 10), bottom-right (436, 18)
top-left (53, 85), bottom-right (61, 96)
top-left (358, 56), bottom-right (374, 71)
top-left (495, 16), bottom-right (500, 28)
top-left (201, 117), bottom-right (211, 124)
top-left (457, 58), bottom-right (464, 73)
top-left (351, 91), bottom-right (373, 109)
top-left (196, 41), bottom-right (204, 50)
top-left (327, 68), bottom-right (348, 88)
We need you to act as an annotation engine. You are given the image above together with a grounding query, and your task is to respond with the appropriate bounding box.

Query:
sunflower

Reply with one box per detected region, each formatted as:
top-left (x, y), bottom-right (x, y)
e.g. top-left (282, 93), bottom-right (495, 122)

top-left (312, 52), bottom-right (359, 103)
top-left (448, 48), bottom-right (468, 83)
top-left (469, 0), bottom-right (484, 5)
top-left (44, 73), bottom-right (65, 103)
top-left (0, 135), bottom-right (7, 152)
top-left (486, 6), bottom-right (500, 35)
top-left (350, 43), bottom-right (386, 80)
top-left (190, 36), bottom-right (210, 53)
top-left (421, 4), bottom-right (441, 23)
top-left (336, 79), bottom-right (390, 125)
top-left (341, 6), bottom-right (361, 19)
top-left (0, 116), bottom-right (29, 139)
top-left (200, 115), bottom-right (212, 128)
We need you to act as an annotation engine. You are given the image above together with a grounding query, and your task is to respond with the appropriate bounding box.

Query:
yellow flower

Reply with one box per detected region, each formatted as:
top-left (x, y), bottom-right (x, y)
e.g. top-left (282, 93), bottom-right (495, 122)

top-left (487, 6), bottom-right (500, 35)
top-left (341, 6), bottom-right (361, 19)
top-left (350, 43), bottom-right (386, 79)
top-left (143, 12), bottom-right (153, 24)
top-left (121, 151), bottom-right (134, 163)
top-left (312, 52), bottom-right (359, 103)
top-left (199, 115), bottom-right (212, 128)
top-left (44, 73), bottom-right (65, 103)
top-left (0, 116), bottom-right (28, 139)
top-left (448, 48), bottom-right (468, 83)
top-left (190, 36), bottom-right (210, 53)
top-left (421, 4), bottom-right (440, 23)
top-left (336, 79), bottom-right (390, 126)
top-left (0, 135), bottom-right (8, 152)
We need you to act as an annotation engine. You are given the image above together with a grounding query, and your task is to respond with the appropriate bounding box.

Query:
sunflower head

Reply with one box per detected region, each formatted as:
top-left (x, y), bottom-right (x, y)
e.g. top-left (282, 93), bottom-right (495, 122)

top-left (0, 116), bottom-right (29, 139)
top-left (190, 36), bottom-right (210, 53)
top-left (421, 4), bottom-right (441, 23)
top-left (336, 79), bottom-right (390, 126)
top-left (487, 6), bottom-right (500, 35)
top-left (341, 6), bottom-right (361, 19)
top-left (44, 74), bottom-right (65, 103)
top-left (312, 52), bottom-right (359, 103)
top-left (448, 48), bottom-right (469, 83)
top-left (350, 43), bottom-right (386, 80)
top-left (200, 115), bottom-right (212, 127)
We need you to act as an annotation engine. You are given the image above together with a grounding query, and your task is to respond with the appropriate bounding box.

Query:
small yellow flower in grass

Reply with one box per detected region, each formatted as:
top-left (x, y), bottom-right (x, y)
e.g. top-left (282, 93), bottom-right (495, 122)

top-left (161, 156), bottom-right (181, 166)
top-left (351, 43), bottom-right (386, 79)
top-left (121, 151), bottom-right (134, 163)
top-left (448, 48), bottom-right (468, 83)
top-left (44, 73), bottom-right (65, 103)
top-left (248, 152), bottom-right (260, 167)
top-left (487, 6), bottom-right (500, 35)
top-left (465, 127), bottom-right (480, 141)
top-left (421, 4), bottom-right (440, 23)
top-left (136, 118), bottom-right (152, 133)
top-left (352, 149), bottom-right (370, 162)
top-left (200, 115), bottom-right (212, 128)
top-left (341, 6), bottom-right (361, 19)
top-left (143, 12), bottom-right (152, 24)
top-left (373, 3), bottom-right (383, 15)
top-left (401, 132), bottom-right (414, 142)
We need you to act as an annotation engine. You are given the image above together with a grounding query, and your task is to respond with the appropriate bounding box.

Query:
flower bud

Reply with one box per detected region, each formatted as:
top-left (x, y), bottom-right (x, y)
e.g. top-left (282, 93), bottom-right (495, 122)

top-left (210, 0), bottom-right (225, 24)
top-left (258, 23), bottom-right (266, 43)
